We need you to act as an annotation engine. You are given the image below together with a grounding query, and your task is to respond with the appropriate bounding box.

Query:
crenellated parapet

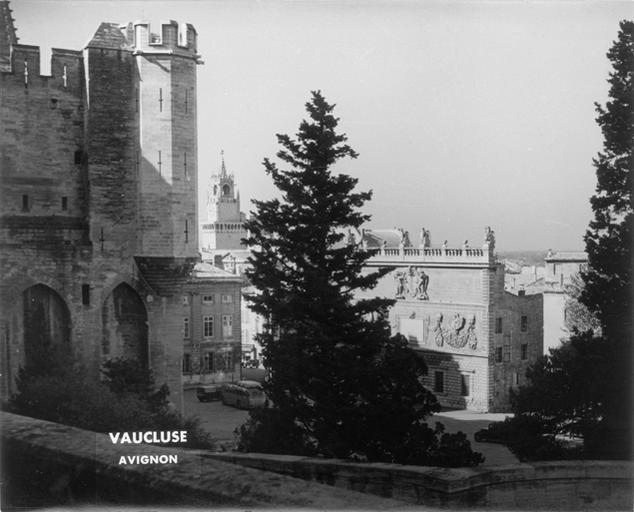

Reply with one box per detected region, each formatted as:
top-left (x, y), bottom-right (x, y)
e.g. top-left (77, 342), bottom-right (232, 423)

top-left (2, 44), bottom-right (83, 91)
top-left (131, 20), bottom-right (201, 62)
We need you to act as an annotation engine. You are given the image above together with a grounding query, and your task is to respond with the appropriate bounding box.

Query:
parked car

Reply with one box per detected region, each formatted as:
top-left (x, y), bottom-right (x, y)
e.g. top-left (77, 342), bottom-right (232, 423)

top-left (196, 384), bottom-right (222, 402)
top-left (221, 380), bottom-right (266, 409)
top-left (474, 421), bottom-right (508, 444)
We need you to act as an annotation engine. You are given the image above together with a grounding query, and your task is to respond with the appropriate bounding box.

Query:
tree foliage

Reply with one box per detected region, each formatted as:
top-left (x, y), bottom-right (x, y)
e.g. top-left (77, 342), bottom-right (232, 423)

top-left (7, 347), bottom-right (214, 449)
top-left (563, 273), bottom-right (601, 335)
top-left (503, 21), bottom-right (633, 460)
top-left (239, 91), bottom-right (482, 466)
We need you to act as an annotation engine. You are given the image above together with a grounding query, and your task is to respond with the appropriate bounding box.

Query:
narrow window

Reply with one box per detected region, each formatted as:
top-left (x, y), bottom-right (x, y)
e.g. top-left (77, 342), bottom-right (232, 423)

top-left (495, 317), bottom-right (503, 334)
top-left (434, 371), bottom-right (444, 393)
top-left (158, 150), bottom-right (162, 175)
top-left (513, 372), bottom-right (520, 386)
top-left (460, 374), bottom-right (471, 397)
top-left (81, 284), bottom-right (90, 306)
top-left (203, 316), bottom-right (214, 338)
top-left (182, 353), bottom-right (191, 373)
top-left (184, 89), bottom-right (188, 113)
top-left (21, 195), bottom-right (29, 212)
top-left (202, 294), bottom-right (214, 305)
top-left (521, 343), bottom-right (528, 360)
top-left (183, 317), bottom-right (190, 339)
top-left (159, 87), bottom-right (163, 112)
top-left (61, 197), bottom-right (68, 211)
top-left (74, 150), bottom-right (82, 165)
top-left (62, 65), bottom-right (68, 88)
top-left (495, 347), bottom-right (503, 363)
top-left (520, 315), bottom-right (528, 332)
top-left (222, 315), bottom-right (233, 338)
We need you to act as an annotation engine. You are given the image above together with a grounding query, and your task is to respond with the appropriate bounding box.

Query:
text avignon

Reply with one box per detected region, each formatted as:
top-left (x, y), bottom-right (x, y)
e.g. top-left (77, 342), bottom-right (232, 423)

top-left (119, 454), bottom-right (178, 465)
top-left (109, 431), bottom-right (186, 465)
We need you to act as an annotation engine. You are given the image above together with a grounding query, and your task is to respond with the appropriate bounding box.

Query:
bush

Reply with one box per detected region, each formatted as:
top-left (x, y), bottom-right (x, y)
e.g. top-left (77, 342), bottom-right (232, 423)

top-left (236, 406), bottom-right (484, 467)
top-left (474, 416), bottom-right (582, 462)
top-left (7, 349), bottom-right (214, 449)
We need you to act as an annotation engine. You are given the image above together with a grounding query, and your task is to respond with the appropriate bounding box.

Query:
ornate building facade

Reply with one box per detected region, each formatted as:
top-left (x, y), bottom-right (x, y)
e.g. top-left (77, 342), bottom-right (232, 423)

top-left (358, 228), bottom-right (543, 412)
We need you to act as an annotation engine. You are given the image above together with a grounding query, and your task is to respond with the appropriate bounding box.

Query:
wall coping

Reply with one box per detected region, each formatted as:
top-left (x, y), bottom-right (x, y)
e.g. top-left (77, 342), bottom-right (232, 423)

top-left (206, 451), bottom-right (634, 495)
top-left (1, 411), bottom-right (405, 509)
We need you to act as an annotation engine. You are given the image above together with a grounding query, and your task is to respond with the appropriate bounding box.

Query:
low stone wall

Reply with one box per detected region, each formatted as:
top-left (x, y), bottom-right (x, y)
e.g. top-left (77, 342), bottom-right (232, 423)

top-left (0, 412), bottom-right (404, 509)
top-left (207, 452), bottom-right (634, 510)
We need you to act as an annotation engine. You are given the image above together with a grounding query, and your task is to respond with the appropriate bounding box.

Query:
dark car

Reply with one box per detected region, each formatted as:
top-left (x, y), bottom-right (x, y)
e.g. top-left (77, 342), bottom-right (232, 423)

top-left (474, 421), bottom-right (508, 444)
top-left (196, 384), bottom-right (222, 402)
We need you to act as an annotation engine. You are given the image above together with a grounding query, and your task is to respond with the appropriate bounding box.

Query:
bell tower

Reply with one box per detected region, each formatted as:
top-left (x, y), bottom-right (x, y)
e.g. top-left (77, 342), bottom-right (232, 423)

top-left (202, 152), bottom-right (247, 251)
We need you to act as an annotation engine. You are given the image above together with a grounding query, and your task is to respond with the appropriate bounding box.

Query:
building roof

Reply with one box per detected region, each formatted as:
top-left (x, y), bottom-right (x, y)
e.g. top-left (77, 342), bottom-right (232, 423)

top-left (362, 229), bottom-right (404, 249)
top-left (86, 22), bottom-right (131, 50)
top-left (545, 251), bottom-right (587, 262)
top-left (190, 261), bottom-right (243, 281)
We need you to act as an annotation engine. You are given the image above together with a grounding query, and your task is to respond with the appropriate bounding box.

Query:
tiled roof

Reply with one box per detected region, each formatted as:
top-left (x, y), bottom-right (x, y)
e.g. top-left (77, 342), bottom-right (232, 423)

top-left (86, 22), bottom-right (131, 50)
top-left (362, 229), bottom-right (403, 249)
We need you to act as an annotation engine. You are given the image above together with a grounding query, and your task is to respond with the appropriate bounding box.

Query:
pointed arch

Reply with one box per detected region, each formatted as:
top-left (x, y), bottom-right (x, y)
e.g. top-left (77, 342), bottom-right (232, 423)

top-left (102, 283), bottom-right (148, 368)
top-left (22, 284), bottom-right (71, 365)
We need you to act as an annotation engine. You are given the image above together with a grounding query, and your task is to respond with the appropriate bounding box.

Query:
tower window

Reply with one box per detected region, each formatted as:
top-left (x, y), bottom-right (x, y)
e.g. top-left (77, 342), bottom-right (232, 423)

top-left (495, 317), bottom-right (503, 334)
top-left (520, 315), bottom-right (528, 332)
top-left (74, 150), bottom-right (82, 165)
top-left (183, 317), bottom-right (190, 339)
top-left (22, 195), bottom-right (29, 212)
top-left (61, 197), bottom-right (68, 211)
top-left (521, 343), bottom-right (528, 360)
top-left (222, 184), bottom-right (230, 196)
top-left (82, 284), bottom-right (90, 305)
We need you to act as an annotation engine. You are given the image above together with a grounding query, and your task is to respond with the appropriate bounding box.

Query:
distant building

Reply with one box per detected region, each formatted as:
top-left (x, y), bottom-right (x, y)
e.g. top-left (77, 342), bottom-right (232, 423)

top-left (358, 227), bottom-right (543, 412)
top-left (542, 251), bottom-right (587, 353)
top-left (181, 263), bottom-right (243, 385)
top-left (201, 157), bottom-right (263, 366)
top-left (201, 153), bottom-right (248, 253)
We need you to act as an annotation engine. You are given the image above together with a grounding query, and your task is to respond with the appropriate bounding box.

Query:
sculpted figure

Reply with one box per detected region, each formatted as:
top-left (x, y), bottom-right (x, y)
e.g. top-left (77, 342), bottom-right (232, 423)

top-left (484, 226), bottom-right (496, 249)
top-left (394, 270), bottom-right (408, 298)
top-left (415, 268), bottom-right (429, 300)
top-left (433, 313), bottom-right (444, 347)
top-left (466, 314), bottom-right (478, 350)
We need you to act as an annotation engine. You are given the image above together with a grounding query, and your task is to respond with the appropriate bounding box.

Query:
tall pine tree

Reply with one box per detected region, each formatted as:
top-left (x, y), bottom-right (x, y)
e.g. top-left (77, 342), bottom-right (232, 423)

top-left (240, 91), bottom-right (482, 465)
top-left (509, 21), bottom-right (633, 460)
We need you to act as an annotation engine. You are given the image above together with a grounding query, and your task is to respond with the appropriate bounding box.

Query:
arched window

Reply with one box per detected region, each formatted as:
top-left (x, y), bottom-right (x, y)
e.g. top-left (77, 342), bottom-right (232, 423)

top-left (222, 184), bottom-right (230, 196)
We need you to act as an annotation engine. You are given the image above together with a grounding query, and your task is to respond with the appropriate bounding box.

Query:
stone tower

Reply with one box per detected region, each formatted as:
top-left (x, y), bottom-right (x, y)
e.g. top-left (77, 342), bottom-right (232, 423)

top-left (202, 152), bottom-right (247, 251)
top-left (85, 20), bottom-right (201, 258)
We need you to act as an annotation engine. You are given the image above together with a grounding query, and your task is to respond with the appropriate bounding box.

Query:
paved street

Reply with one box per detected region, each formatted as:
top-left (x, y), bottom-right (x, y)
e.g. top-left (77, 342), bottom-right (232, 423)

top-left (183, 389), bottom-right (518, 465)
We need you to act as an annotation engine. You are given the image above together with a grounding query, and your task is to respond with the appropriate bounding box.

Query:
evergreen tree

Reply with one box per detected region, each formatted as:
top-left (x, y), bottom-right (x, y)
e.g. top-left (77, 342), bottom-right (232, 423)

top-left (504, 21), bottom-right (633, 460)
top-left (241, 91), bottom-right (482, 465)
top-left (581, 20), bottom-right (633, 341)
top-left (578, 19), bottom-right (634, 457)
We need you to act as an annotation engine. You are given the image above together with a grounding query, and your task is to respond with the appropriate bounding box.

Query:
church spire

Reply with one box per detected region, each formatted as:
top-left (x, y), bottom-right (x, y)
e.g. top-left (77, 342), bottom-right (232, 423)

top-left (220, 149), bottom-right (227, 178)
top-left (0, 1), bottom-right (19, 72)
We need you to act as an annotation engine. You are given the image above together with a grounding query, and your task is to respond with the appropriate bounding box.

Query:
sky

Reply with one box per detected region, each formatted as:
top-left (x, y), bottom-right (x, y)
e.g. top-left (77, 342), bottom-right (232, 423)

top-left (10, 0), bottom-right (634, 251)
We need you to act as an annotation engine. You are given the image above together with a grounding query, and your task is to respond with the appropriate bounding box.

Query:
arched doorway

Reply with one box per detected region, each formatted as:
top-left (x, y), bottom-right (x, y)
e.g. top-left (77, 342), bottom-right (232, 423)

top-left (102, 283), bottom-right (148, 368)
top-left (22, 284), bottom-right (71, 365)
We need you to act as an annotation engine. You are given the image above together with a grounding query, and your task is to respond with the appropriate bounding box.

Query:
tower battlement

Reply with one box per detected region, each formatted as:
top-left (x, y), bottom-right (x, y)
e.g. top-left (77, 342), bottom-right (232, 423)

top-left (2, 44), bottom-right (83, 90)
top-left (131, 20), bottom-right (199, 59)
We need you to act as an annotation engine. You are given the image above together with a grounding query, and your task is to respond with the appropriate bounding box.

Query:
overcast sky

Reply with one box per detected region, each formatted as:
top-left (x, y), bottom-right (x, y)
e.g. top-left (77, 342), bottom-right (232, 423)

top-left (11, 0), bottom-right (634, 251)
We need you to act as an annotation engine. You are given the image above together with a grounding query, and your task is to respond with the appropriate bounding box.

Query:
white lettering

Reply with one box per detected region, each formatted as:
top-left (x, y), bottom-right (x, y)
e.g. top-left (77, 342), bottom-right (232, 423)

top-left (109, 433), bottom-right (120, 443)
